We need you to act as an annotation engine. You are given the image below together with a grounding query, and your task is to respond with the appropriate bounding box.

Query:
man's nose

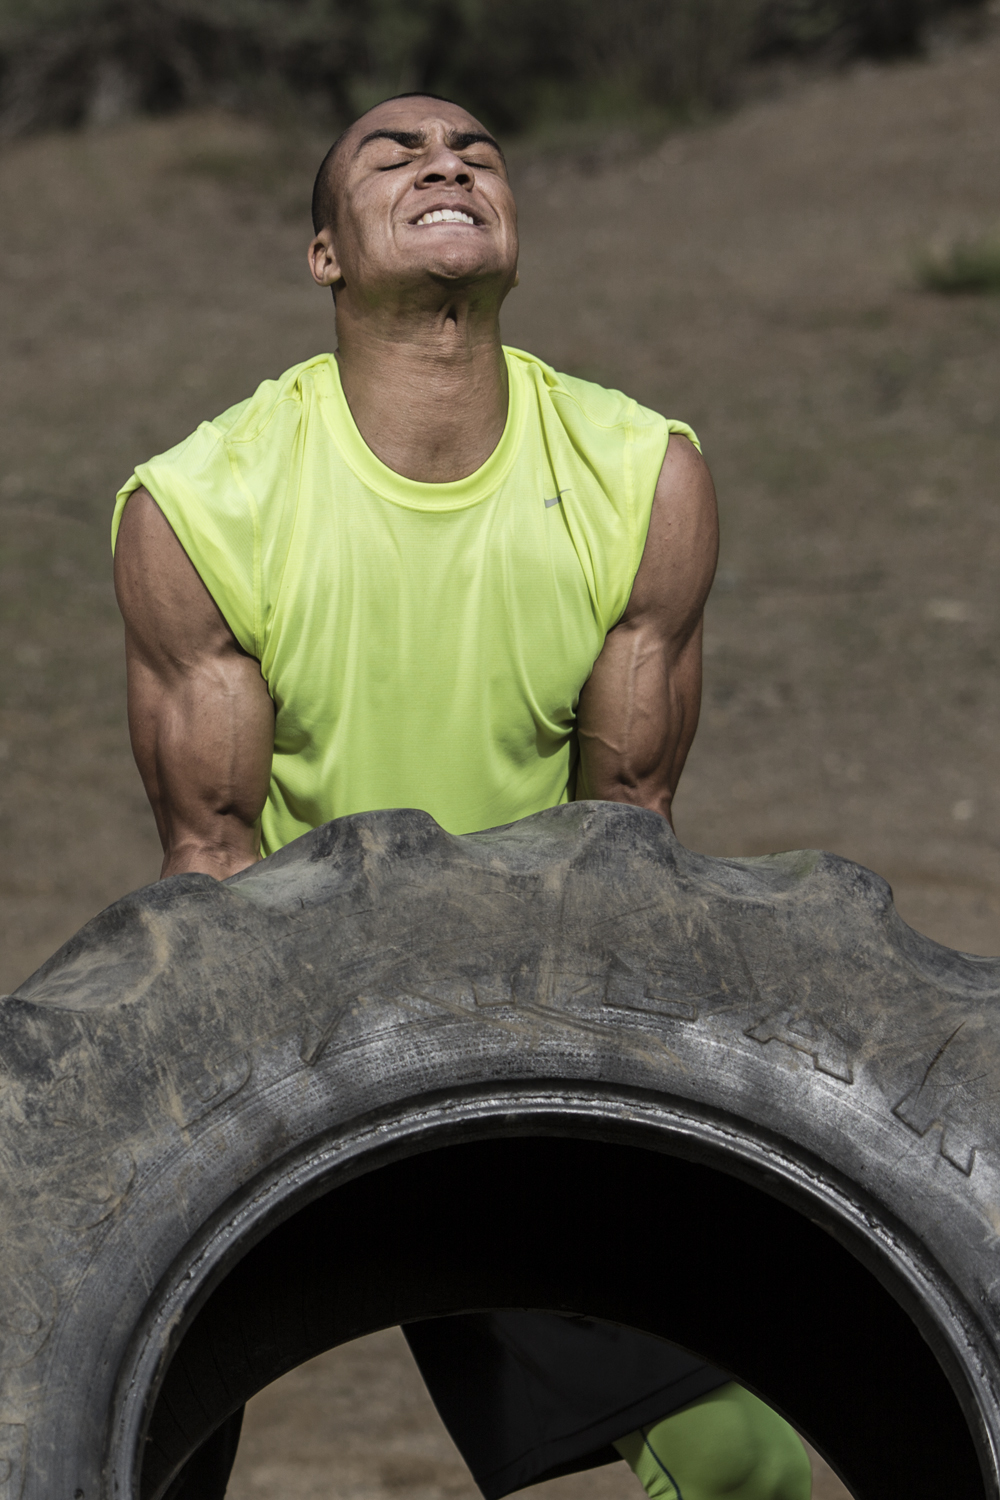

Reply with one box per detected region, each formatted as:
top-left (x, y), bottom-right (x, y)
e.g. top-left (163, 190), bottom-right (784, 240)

top-left (416, 148), bottom-right (473, 188)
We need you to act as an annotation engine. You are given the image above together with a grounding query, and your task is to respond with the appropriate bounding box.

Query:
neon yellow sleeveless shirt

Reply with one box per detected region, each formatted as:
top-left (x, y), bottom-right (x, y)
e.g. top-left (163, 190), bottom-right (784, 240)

top-left (113, 348), bottom-right (698, 854)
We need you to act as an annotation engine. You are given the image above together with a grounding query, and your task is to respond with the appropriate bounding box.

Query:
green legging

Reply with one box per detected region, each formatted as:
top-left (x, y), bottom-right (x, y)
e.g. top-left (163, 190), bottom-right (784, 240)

top-left (614, 1382), bottom-right (812, 1500)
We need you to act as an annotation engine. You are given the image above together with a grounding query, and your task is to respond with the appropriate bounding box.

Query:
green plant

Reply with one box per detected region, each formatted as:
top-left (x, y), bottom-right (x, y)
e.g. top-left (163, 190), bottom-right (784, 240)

top-left (918, 235), bottom-right (1000, 295)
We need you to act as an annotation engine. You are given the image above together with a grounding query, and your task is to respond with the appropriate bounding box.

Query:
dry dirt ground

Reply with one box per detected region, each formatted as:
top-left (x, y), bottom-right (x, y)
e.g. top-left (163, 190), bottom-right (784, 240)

top-left (2, 21), bottom-right (999, 1500)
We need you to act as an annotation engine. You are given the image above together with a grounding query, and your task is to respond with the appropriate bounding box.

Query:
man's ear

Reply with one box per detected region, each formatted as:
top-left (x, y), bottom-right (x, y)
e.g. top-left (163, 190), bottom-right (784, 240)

top-left (308, 227), bottom-right (343, 289)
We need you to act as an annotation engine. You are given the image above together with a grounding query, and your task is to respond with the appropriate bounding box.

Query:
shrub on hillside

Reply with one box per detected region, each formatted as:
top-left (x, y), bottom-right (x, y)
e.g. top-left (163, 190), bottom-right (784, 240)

top-left (0, 0), bottom-right (989, 137)
top-left (918, 234), bottom-right (1000, 295)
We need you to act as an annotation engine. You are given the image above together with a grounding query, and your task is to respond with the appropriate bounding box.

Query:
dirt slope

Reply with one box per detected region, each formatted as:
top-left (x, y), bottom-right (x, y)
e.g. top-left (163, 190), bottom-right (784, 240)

top-left (1, 34), bottom-right (997, 988)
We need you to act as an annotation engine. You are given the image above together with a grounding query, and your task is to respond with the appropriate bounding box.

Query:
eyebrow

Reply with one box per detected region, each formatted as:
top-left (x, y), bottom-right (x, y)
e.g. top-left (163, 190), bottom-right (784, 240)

top-left (354, 127), bottom-right (505, 162)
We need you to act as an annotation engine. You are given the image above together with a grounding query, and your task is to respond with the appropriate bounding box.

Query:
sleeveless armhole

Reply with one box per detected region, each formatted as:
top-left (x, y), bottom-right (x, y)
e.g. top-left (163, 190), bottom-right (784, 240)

top-left (112, 420), bottom-right (261, 658)
top-left (512, 350), bottom-right (701, 633)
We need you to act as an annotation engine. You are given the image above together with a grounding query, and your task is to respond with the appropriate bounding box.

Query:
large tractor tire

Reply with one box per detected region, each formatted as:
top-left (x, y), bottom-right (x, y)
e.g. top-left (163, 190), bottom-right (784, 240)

top-left (0, 803), bottom-right (998, 1500)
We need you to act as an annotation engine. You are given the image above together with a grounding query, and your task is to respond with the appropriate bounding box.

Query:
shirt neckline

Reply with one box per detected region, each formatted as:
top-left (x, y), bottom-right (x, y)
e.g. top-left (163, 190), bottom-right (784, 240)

top-left (319, 347), bottom-right (524, 511)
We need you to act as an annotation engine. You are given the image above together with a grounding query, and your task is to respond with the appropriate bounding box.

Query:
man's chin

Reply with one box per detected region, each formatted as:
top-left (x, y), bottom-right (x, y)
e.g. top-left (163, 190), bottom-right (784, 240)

top-left (394, 236), bottom-right (509, 282)
top-left (428, 261), bottom-right (498, 286)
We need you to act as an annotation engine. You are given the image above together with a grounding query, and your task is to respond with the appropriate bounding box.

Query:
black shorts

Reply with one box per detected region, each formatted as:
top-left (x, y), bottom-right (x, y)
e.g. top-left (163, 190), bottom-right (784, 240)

top-left (405, 1311), bottom-right (730, 1499)
top-left (165, 1312), bottom-right (728, 1500)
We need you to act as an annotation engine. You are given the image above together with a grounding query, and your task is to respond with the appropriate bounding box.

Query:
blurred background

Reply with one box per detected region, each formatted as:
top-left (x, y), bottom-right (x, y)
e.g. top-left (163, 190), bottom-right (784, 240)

top-left (1, 1), bottom-right (998, 1495)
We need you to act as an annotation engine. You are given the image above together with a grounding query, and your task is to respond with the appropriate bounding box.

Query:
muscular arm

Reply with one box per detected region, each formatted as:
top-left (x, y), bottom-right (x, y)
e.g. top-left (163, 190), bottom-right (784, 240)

top-left (575, 436), bottom-right (719, 826)
top-left (114, 488), bottom-right (275, 879)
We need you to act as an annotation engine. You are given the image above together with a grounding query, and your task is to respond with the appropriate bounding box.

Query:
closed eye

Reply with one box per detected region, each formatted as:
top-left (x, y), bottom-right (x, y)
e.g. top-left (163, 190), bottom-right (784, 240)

top-left (377, 156), bottom-right (495, 172)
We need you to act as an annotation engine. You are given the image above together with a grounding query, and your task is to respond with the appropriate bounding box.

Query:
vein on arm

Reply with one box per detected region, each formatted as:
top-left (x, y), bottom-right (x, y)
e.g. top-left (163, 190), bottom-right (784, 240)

top-left (575, 435), bottom-right (719, 826)
top-left (114, 488), bottom-right (275, 879)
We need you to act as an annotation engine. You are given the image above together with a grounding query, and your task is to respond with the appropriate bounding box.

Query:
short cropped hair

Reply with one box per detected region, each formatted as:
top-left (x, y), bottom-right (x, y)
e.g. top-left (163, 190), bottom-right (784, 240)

top-left (311, 92), bottom-right (467, 234)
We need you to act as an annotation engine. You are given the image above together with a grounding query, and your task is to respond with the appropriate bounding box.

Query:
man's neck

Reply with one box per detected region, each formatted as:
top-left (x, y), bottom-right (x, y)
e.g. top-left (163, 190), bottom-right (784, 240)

top-left (334, 294), bottom-right (508, 483)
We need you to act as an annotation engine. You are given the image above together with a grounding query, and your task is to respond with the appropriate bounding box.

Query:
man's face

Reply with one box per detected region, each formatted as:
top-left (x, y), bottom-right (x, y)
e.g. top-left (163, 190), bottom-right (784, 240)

top-left (309, 97), bottom-right (518, 306)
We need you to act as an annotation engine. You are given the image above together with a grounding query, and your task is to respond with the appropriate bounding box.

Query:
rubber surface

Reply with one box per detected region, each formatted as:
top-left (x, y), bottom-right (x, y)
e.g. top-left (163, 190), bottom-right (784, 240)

top-left (1, 802), bottom-right (998, 1499)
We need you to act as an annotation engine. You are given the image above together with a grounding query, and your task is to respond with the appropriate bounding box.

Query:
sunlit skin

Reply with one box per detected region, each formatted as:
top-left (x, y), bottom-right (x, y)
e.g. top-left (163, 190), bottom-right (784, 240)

top-left (115, 95), bottom-right (719, 880)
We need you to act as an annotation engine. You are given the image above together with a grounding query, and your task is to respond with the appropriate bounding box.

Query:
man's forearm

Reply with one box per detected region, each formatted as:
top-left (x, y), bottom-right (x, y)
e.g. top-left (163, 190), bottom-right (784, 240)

top-left (158, 823), bottom-right (262, 880)
top-left (141, 712), bottom-right (270, 879)
top-left (137, 733), bottom-right (270, 880)
top-left (574, 623), bottom-right (703, 827)
top-left (574, 746), bottom-right (677, 825)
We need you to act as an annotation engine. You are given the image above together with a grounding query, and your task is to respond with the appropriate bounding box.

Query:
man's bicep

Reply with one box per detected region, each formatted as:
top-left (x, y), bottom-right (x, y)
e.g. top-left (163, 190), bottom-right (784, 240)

top-left (114, 488), bottom-right (274, 876)
top-left (626, 434), bottom-right (719, 637)
top-left (114, 488), bottom-right (235, 667)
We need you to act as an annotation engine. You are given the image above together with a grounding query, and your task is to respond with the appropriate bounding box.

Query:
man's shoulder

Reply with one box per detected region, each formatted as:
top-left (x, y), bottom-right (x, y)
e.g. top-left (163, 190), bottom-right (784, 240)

top-left (207, 352), bottom-right (337, 446)
top-left (116, 354), bottom-right (337, 549)
top-left (504, 346), bottom-right (671, 439)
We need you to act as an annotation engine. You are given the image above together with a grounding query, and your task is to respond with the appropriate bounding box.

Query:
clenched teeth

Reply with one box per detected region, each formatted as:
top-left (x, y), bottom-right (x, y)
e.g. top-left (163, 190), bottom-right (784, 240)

top-left (416, 208), bottom-right (476, 226)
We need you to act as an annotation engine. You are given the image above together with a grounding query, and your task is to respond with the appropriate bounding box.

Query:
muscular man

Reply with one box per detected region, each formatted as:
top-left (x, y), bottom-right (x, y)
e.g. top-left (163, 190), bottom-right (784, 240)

top-left (114, 93), bottom-right (811, 1500)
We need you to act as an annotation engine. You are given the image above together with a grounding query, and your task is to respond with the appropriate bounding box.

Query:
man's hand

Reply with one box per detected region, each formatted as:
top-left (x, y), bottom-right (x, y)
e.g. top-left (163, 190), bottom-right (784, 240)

top-left (114, 489), bottom-right (275, 879)
top-left (575, 435), bottom-right (719, 826)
